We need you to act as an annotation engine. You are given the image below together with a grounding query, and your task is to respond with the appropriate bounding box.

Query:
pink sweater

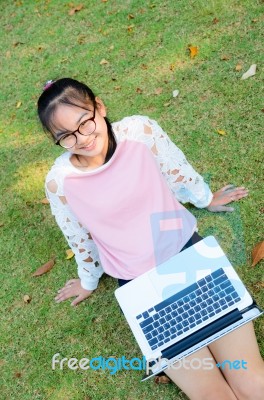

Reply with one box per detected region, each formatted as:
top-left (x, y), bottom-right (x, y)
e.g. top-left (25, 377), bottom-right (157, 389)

top-left (64, 140), bottom-right (197, 280)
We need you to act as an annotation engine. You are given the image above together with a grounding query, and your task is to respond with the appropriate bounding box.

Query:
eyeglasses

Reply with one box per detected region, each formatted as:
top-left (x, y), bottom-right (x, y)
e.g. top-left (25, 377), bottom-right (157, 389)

top-left (55, 107), bottom-right (96, 149)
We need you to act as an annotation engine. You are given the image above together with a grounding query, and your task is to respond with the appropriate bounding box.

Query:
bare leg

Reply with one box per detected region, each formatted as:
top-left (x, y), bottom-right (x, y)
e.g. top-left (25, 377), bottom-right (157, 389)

top-left (208, 322), bottom-right (264, 400)
top-left (165, 346), bottom-right (238, 400)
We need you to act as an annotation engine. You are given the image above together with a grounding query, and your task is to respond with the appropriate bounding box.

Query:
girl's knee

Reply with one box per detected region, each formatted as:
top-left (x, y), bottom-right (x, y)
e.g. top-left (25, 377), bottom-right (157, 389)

top-left (231, 368), bottom-right (264, 400)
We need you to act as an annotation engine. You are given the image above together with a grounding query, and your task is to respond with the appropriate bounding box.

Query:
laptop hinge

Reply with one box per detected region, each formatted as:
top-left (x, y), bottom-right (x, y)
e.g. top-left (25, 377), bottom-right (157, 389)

top-left (161, 308), bottom-right (242, 361)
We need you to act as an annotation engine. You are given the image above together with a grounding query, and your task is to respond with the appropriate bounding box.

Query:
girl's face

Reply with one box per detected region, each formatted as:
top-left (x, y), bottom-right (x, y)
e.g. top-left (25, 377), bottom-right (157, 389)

top-left (52, 97), bottom-right (109, 165)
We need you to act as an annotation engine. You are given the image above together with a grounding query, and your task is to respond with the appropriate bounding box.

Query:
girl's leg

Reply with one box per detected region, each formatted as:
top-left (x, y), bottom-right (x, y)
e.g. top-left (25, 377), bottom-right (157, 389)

top-left (165, 346), bottom-right (238, 400)
top-left (208, 322), bottom-right (264, 400)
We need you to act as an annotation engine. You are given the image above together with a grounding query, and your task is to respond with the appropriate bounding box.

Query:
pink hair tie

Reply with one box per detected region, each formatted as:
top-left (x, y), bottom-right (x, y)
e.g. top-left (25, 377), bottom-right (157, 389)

top-left (43, 80), bottom-right (54, 91)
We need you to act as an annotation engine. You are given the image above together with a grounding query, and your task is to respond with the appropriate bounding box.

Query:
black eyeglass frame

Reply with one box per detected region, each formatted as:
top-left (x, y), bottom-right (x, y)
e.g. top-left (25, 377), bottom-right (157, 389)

top-left (55, 107), bottom-right (96, 148)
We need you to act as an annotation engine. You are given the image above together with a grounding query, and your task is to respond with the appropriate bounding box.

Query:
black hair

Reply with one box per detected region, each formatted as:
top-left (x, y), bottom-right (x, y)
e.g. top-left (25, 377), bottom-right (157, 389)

top-left (37, 77), bottom-right (117, 163)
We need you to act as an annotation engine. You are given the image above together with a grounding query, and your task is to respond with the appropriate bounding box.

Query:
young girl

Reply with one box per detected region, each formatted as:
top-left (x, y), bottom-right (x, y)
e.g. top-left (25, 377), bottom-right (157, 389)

top-left (37, 78), bottom-right (263, 400)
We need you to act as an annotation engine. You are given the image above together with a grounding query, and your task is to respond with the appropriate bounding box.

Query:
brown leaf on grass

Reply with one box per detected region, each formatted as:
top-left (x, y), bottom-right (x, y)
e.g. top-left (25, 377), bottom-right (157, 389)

top-left (217, 129), bottom-right (227, 136)
top-left (68, 4), bottom-right (83, 16)
top-left (13, 41), bottom-right (24, 47)
top-left (154, 375), bottom-right (171, 384)
top-left (235, 64), bottom-right (242, 71)
top-left (251, 18), bottom-right (258, 23)
top-left (188, 45), bottom-right (198, 59)
top-left (114, 86), bottom-right (121, 91)
top-left (128, 14), bottom-right (135, 19)
top-left (99, 58), bottom-right (109, 65)
top-left (252, 281), bottom-right (264, 292)
top-left (154, 87), bottom-right (163, 95)
top-left (77, 34), bottom-right (86, 44)
top-left (66, 249), bottom-right (75, 260)
top-left (213, 17), bottom-right (219, 24)
top-left (127, 25), bottom-right (134, 32)
top-left (16, 101), bottom-right (22, 108)
top-left (136, 88), bottom-right (143, 94)
top-left (0, 222), bottom-right (4, 227)
top-left (32, 257), bottom-right (56, 277)
top-left (23, 295), bottom-right (31, 304)
top-left (15, 372), bottom-right (22, 378)
top-left (141, 64), bottom-right (148, 70)
top-left (252, 241), bottom-right (264, 267)
top-left (40, 198), bottom-right (49, 204)
top-left (221, 55), bottom-right (230, 61)
top-left (261, 109), bottom-right (264, 114)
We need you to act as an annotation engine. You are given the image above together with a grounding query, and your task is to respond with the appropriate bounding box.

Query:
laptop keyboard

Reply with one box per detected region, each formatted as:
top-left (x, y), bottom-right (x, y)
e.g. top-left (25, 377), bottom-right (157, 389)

top-left (136, 268), bottom-right (241, 350)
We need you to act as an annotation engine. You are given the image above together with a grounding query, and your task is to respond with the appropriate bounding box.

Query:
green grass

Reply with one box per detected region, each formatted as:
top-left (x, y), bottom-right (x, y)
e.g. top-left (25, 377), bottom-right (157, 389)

top-left (0, 0), bottom-right (263, 399)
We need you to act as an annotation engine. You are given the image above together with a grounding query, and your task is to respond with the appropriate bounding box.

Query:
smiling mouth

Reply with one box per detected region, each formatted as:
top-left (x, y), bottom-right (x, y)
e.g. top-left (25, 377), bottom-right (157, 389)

top-left (81, 137), bottom-right (96, 150)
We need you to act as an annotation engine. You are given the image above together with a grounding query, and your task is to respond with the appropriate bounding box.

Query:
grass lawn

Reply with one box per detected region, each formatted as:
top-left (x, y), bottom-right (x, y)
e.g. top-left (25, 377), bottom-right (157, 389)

top-left (0, 0), bottom-right (263, 399)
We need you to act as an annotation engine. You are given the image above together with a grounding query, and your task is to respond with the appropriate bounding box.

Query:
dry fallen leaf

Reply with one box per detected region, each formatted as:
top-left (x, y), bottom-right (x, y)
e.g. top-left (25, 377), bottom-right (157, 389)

top-left (40, 198), bottom-right (49, 204)
top-left (217, 129), bottom-right (227, 136)
top-left (252, 281), bottom-right (264, 292)
top-left (66, 249), bottom-right (75, 260)
top-left (213, 17), bottom-right (219, 24)
top-left (77, 34), bottom-right (86, 44)
top-left (188, 45), bottom-right (198, 59)
top-left (154, 87), bottom-right (163, 95)
top-left (13, 41), bottom-right (24, 47)
top-left (169, 63), bottom-right (176, 71)
top-left (127, 25), bottom-right (134, 32)
top-left (15, 372), bottom-right (22, 378)
top-left (241, 64), bottom-right (257, 80)
top-left (128, 14), bottom-right (134, 19)
top-left (16, 101), bottom-right (22, 108)
top-left (69, 4), bottom-right (83, 16)
top-left (136, 88), bottom-right (143, 94)
top-left (235, 64), bottom-right (242, 72)
top-left (99, 58), bottom-right (109, 65)
top-left (32, 257), bottom-right (56, 277)
top-left (221, 55), bottom-right (230, 61)
top-left (252, 240), bottom-right (264, 267)
top-left (154, 375), bottom-right (171, 384)
top-left (23, 295), bottom-right (31, 304)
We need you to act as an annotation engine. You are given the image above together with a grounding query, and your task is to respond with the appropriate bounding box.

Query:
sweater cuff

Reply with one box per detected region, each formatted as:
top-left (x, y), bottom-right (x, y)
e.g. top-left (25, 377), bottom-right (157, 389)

top-left (80, 278), bottom-right (99, 291)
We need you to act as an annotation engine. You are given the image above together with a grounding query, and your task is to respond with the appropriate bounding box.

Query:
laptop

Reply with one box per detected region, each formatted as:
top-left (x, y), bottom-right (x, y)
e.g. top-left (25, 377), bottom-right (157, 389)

top-left (115, 236), bottom-right (263, 380)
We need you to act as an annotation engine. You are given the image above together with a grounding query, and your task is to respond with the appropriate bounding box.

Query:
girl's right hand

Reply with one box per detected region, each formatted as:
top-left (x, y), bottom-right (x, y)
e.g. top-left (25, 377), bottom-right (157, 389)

top-left (55, 278), bottom-right (93, 306)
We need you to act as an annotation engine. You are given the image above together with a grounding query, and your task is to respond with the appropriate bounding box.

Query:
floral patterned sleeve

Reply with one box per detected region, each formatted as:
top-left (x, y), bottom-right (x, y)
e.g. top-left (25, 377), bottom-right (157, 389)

top-left (113, 115), bottom-right (213, 208)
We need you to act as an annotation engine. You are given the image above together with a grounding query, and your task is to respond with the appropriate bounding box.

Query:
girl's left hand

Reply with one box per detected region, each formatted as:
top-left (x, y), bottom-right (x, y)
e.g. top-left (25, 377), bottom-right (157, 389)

top-left (207, 184), bottom-right (249, 212)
